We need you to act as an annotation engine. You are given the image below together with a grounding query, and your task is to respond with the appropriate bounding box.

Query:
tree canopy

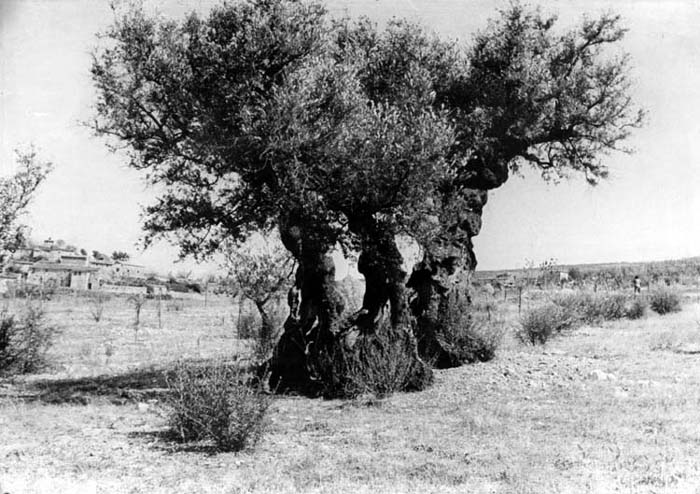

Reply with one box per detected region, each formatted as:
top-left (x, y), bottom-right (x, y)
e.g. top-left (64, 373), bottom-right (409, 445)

top-left (111, 251), bottom-right (130, 262)
top-left (0, 148), bottom-right (52, 262)
top-left (92, 1), bottom-right (642, 261)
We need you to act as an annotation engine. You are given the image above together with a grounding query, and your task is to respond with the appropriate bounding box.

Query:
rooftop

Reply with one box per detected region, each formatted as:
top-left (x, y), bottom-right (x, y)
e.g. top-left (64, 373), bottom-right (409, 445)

top-left (33, 262), bottom-right (99, 273)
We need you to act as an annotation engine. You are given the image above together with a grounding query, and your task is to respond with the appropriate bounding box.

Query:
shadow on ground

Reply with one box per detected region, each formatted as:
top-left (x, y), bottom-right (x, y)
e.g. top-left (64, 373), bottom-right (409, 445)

top-left (128, 429), bottom-right (224, 454)
top-left (1, 357), bottom-right (259, 405)
top-left (14, 366), bottom-right (174, 405)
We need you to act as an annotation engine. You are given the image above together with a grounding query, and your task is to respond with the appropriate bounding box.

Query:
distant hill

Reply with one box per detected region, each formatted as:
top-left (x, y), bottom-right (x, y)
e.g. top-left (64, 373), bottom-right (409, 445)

top-left (476, 256), bottom-right (700, 277)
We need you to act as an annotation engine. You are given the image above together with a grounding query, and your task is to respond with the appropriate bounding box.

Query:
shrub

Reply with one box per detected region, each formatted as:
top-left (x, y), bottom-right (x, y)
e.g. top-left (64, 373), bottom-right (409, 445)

top-left (587, 293), bottom-right (628, 322)
top-left (517, 303), bottom-right (578, 345)
top-left (164, 360), bottom-right (271, 452)
top-left (552, 291), bottom-right (634, 324)
top-left (625, 298), bottom-right (647, 319)
top-left (0, 304), bottom-right (57, 376)
top-left (649, 289), bottom-right (681, 315)
top-left (314, 320), bottom-right (421, 399)
top-left (435, 299), bottom-right (504, 364)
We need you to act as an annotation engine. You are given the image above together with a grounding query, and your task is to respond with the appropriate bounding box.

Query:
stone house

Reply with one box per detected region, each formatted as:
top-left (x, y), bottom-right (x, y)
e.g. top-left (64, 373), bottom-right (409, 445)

top-left (27, 261), bottom-right (99, 290)
top-left (110, 261), bottom-right (147, 280)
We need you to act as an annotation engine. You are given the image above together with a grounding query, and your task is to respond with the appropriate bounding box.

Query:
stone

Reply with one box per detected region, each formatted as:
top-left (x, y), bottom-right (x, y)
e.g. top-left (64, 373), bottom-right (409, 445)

top-left (588, 369), bottom-right (616, 381)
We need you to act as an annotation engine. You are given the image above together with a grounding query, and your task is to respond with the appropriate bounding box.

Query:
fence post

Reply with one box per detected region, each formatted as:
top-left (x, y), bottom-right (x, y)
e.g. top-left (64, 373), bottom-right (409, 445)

top-left (518, 286), bottom-right (523, 315)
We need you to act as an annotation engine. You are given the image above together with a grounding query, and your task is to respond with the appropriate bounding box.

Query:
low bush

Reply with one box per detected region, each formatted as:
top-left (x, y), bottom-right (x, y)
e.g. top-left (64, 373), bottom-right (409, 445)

top-left (0, 304), bottom-right (57, 376)
top-left (625, 298), bottom-right (647, 319)
top-left (586, 293), bottom-right (628, 322)
top-left (436, 299), bottom-right (504, 364)
top-left (649, 289), bottom-right (681, 315)
top-left (164, 360), bottom-right (271, 452)
top-left (517, 303), bottom-right (578, 345)
top-left (314, 320), bottom-right (421, 399)
top-left (552, 291), bottom-right (637, 324)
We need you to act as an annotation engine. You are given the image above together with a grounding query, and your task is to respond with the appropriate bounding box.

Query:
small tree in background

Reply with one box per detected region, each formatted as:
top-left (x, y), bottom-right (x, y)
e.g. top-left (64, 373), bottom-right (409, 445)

top-left (539, 258), bottom-right (558, 289)
top-left (0, 147), bottom-right (52, 264)
top-left (89, 292), bottom-right (108, 322)
top-left (127, 294), bottom-right (147, 339)
top-left (224, 232), bottom-right (294, 360)
top-left (112, 251), bottom-right (130, 262)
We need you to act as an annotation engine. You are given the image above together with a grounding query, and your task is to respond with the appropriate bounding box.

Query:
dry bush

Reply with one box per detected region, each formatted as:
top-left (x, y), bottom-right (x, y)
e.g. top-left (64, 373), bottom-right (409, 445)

top-left (314, 321), bottom-right (419, 399)
top-left (649, 289), bottom-right (681, 315)
top-left (517, 303), bottom-right (578, 345)
top-left (550, 292), bottom-right (592, 320)
top-left (625, 298), bottom-right (647, 319)
top-left (587, 293), bottom-right (628, 322)
top-left (436, 299), bottom-right (504, 364)
top-left (552, 291), bottom-right (634, 324)
top-left (0, 304), bottom-right (57, 376)
top-left (164, 360), bottom-right (271, 452)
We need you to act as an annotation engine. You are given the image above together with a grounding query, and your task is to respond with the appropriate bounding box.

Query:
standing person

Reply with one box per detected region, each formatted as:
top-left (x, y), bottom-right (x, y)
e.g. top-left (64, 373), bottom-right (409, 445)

top-left (633, 275), bottom-right (641, 295)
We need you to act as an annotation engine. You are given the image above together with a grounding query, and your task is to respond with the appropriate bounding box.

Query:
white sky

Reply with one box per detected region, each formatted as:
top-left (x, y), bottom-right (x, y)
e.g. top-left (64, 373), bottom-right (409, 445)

top-left (1, 0), bottom-right (699, 275)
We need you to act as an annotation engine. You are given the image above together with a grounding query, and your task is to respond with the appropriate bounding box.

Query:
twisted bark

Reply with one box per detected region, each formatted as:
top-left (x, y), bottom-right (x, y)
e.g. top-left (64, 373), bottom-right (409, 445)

top-left (269, 215), bottom-right (432, 396)
top-left (409, 188), bottom-right (488, 367)
top-left (268, 219), bottom-right (344, 393)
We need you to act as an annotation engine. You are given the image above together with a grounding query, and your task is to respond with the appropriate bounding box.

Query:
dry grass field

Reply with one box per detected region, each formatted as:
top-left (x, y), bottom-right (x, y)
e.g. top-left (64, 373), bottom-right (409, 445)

top-left (2, 290), bottom-right (700, 493)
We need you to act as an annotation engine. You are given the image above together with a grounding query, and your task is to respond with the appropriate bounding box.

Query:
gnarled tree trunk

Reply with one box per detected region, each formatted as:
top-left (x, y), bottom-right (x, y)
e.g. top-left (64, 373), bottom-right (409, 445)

top-left (269, 215), bottom-right (432, 396)
top-left (338, 218), bottom-right (432, 393)
top-left (408, 188), bottom-right (488, 367)
top-left (268, 219), bottom-right (345, 393)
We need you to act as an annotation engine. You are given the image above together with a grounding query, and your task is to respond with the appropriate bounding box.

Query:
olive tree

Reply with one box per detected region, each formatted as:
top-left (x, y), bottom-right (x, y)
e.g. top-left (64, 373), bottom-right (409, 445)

top-left (91, 0), bottom-right (642, 392)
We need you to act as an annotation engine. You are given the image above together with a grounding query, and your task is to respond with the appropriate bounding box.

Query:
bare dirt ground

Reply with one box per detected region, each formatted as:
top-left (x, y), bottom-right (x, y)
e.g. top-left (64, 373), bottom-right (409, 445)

top-left (2, 292), bottom-right (700, 493)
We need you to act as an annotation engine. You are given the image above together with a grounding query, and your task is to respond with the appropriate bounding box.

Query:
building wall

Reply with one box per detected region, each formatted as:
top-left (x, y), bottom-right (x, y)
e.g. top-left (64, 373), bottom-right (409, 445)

top-left (101, 284), bottom-right (148, 295)
top-left (69, 272), bottom-right (91, 290)
top-left (27, 270), bottom-right (68, 287)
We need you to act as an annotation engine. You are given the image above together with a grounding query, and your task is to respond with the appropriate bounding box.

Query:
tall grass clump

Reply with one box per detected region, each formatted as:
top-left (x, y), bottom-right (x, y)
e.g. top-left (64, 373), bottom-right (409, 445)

top-left (164, 360), bottom-right (271, 452)
top-left (0, 304), bottom-right (57, 376)
top-left (649, 289), bottom-right (681, 315)
top-left (517, 303), bottom-right (578, 345)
